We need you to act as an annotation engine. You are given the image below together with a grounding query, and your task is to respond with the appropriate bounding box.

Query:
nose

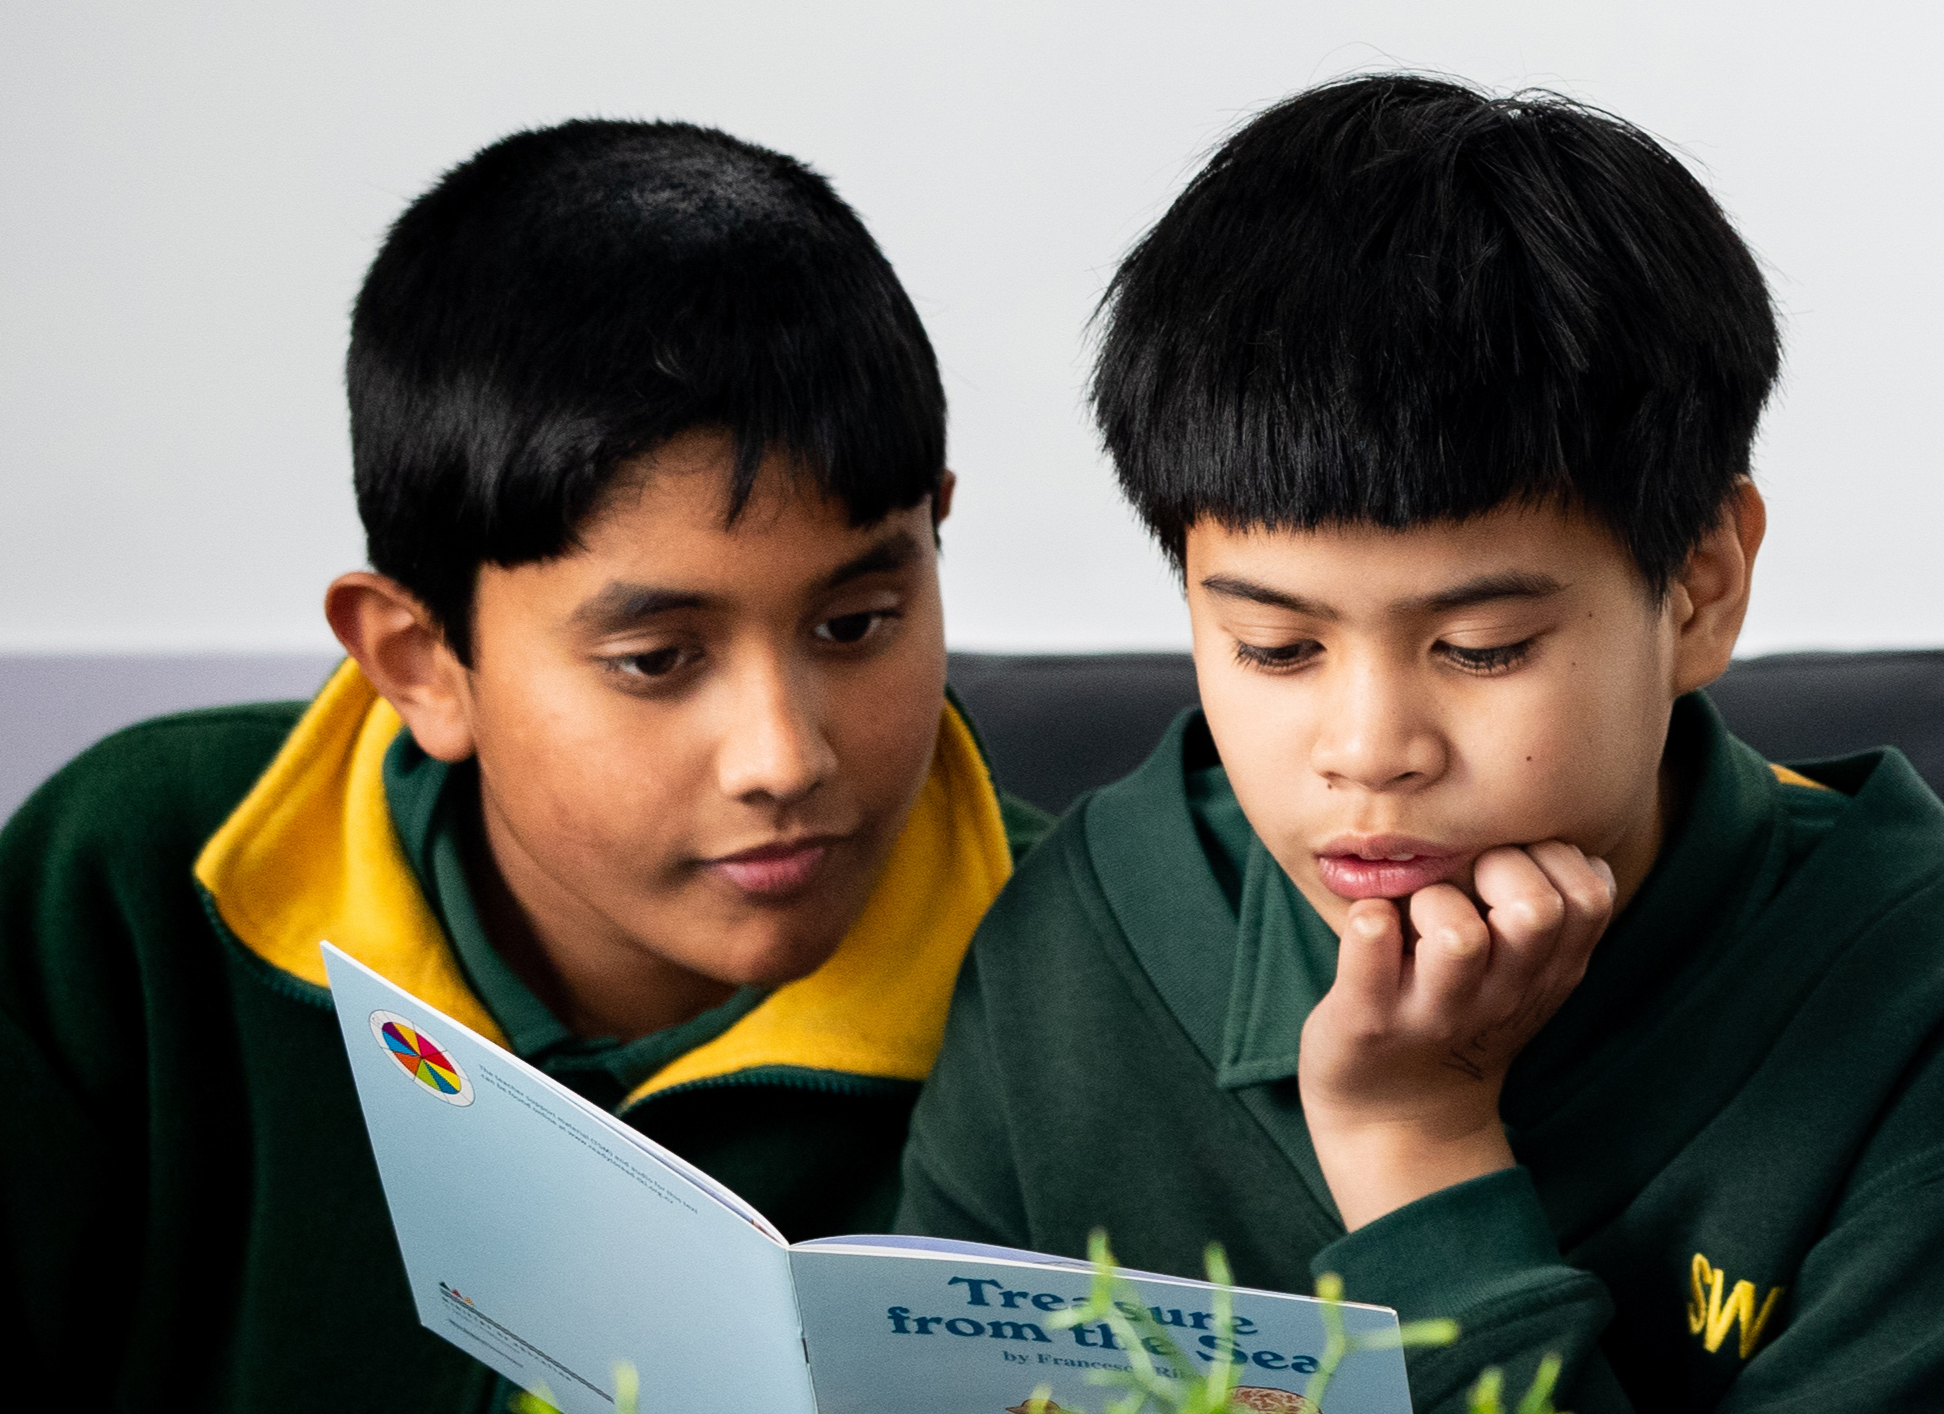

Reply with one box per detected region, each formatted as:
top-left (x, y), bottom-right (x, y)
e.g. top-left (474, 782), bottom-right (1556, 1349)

top-left (714, 655), bottom-right (838, 805)
top-left (1308, 657), bottom-right (1446, 792)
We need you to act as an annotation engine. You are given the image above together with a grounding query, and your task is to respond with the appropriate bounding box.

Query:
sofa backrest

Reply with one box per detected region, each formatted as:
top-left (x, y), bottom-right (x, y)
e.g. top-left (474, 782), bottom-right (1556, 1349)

top-left (948, 649), bottom-right (1944, 815)
top-left (3, 650), bottom-right (1939, 824)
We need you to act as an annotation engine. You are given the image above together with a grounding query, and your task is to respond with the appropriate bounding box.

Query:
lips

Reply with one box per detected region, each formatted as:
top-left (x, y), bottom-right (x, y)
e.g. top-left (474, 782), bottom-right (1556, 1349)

top-left (1314, 835), bottom-right (1465, 900)
top-left (706, 839), bottom-right (836, 898)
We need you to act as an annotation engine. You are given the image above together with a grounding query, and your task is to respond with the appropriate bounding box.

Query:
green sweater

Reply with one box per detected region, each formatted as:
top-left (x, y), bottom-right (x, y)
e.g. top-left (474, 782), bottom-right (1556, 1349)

top-left (897, 695), bottom-right (1944, 1412)
top-left (1, 673), bottom-right (1047, 1413)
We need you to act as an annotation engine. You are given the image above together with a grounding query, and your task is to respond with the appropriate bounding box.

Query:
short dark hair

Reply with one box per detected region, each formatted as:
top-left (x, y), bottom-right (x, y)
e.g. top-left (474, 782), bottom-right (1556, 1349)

top-left (1091, 74), bottom-right (1781, 590)
top-left (349, 119), bottom-right (945, 659)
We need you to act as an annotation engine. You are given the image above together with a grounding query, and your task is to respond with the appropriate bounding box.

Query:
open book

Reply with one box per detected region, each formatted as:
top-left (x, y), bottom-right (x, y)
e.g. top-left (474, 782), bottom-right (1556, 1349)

top-left (323, 944), bottom-right (1412, 1414)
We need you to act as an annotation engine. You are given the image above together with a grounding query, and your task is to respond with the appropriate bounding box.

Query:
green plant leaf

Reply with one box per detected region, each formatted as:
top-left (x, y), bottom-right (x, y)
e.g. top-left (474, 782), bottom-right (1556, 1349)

top-left (1468, 1367), bottom-right (1505, 1414)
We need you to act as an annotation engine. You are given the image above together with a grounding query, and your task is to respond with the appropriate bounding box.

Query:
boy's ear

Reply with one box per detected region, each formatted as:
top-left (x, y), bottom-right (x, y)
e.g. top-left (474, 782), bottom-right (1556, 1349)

top-left (1669, 479), bottom-right (1767, 696)
top-left (932, 469), bottom-right (956, 526)
top-left (323, 572), bottom-right (478, 763)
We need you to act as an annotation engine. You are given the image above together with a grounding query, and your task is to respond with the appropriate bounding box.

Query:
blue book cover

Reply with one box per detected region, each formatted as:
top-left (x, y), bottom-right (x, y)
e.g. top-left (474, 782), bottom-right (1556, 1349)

top-left (324, 944), bottom-right (1413, 1414)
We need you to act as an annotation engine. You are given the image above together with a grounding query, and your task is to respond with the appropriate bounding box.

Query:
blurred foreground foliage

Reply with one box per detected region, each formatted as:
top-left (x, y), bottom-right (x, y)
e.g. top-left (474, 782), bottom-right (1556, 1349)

top-left (507, 1229), bottom-right (1567, 1414)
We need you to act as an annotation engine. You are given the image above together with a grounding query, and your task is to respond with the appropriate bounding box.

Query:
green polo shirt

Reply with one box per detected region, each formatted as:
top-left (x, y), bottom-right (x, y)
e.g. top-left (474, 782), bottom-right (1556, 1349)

top-left (382, 732), bottom-right (769, 1108)
top-left (2, 679), bottom-right (1049, 1414)
top-left (898, 694), bottom-right (1944, 1412)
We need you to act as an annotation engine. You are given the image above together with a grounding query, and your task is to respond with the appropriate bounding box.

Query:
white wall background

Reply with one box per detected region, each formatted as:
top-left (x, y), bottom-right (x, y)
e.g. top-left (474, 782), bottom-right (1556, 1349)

top-left (2, 2), bottom-right (1939, 655)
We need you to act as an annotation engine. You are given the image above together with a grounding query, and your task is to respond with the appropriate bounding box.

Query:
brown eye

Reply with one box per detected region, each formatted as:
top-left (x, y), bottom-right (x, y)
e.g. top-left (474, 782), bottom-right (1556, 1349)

top-left (816, 611), bottom-right (890, 645)
top-left (1234, 639), bottom-right (1321, 671)
top-left (615, 647), bottom-right (688, 678)
top-left (1441, 639), bottom-right (1533, 674)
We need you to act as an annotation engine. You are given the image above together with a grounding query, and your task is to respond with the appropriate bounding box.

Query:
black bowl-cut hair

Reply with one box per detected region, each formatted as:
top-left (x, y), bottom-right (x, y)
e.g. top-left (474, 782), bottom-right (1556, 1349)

top-left (1091, 74), bottom-right (1781, 592)
top-left (349, 119), bottom-right (946, 660)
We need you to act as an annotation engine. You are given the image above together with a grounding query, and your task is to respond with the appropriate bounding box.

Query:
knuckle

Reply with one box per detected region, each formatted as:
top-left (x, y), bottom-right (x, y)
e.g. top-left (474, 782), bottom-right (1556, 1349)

top-left (1503, 891), bottom-right (1566, 935)
top-left (1565, 882), bottom-right (1613, 918)
top-left (1437, 920), bottom-right (1489, 958)
top-left (1350, 1018), bottom-right (1392, 1046)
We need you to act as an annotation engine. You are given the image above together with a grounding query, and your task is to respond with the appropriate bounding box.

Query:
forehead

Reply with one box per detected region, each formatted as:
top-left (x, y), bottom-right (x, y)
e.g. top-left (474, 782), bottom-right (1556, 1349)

top-left (473, 432), bottom-right (930, 629)
top-left (1186, 504), bottom-right (1642, 608)
top-left (579, 467), bottom-right (861, 571)
top-left (582, 422), bottom-right (937, 583)
top-left (576, 430), bottom-right (850, 553)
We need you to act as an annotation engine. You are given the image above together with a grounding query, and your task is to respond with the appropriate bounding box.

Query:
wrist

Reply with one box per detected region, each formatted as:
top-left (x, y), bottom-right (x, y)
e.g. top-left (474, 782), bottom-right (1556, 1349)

top-left (1306, 1114), bottom-right (1516, 1231)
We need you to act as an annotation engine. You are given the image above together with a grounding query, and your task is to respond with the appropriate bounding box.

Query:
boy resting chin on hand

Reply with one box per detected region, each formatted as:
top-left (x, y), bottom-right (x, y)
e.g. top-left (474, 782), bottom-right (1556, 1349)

top-left (897, 76), bottom-right (1944, 1413)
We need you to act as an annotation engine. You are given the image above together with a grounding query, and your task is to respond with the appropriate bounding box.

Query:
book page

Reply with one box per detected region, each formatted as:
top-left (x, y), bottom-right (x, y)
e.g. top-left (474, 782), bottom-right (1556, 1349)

top-left (788, 1246), bottom-right (1411, 1414)
top-left (795, 1234), bottom-right (1093, 1269)
top-left (325, 945), bottom-right (814, 1414)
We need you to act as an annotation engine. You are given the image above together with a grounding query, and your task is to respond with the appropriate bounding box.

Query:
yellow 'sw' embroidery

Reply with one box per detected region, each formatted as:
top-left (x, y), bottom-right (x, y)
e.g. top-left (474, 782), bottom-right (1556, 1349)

top-left (1687, 1254), bottom-right (1785, 1359)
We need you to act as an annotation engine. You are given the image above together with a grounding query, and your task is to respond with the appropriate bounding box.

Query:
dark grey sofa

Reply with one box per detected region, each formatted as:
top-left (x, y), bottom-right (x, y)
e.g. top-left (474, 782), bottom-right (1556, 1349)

top-left (949, 649), bottom-right (1944, 814)
top-left (3, 650), bottom-right (1941, 825)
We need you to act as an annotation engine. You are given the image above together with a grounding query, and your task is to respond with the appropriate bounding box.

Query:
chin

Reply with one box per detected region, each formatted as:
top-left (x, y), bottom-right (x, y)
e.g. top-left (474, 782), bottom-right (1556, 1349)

top-left (713, 925), bottom-right (847, 988)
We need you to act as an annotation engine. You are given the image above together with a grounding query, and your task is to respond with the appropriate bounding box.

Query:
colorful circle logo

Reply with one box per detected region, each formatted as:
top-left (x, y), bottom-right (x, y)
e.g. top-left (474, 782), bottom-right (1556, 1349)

top-left (369, 1010), bottom-right (474, 1105)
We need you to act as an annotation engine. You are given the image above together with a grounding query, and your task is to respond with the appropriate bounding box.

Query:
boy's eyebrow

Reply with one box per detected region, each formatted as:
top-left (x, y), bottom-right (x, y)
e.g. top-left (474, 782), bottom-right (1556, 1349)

top-left (1199, 575), bottom-right (1340, 620)
top-left (817, 530), bottom-right (924, 591)
top-left (1404, 571), bottom-right (1566, 612)
top-left (568, 530), bottom-right (924, 634)
top-left (570, 584), bottom-right (714, 632)
top-left (1199, 570), bottom-right (1565, 618)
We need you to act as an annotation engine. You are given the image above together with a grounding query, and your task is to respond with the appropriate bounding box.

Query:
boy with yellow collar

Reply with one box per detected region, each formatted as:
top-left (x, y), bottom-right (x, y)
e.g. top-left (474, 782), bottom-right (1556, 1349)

top-left (1, 121), bottom-right (1044, 1411)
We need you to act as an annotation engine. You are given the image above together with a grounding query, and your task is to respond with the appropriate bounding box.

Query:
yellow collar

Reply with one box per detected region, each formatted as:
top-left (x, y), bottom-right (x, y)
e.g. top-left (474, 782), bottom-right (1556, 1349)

top-left (194, 659), bottom-right (1015, 1093)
